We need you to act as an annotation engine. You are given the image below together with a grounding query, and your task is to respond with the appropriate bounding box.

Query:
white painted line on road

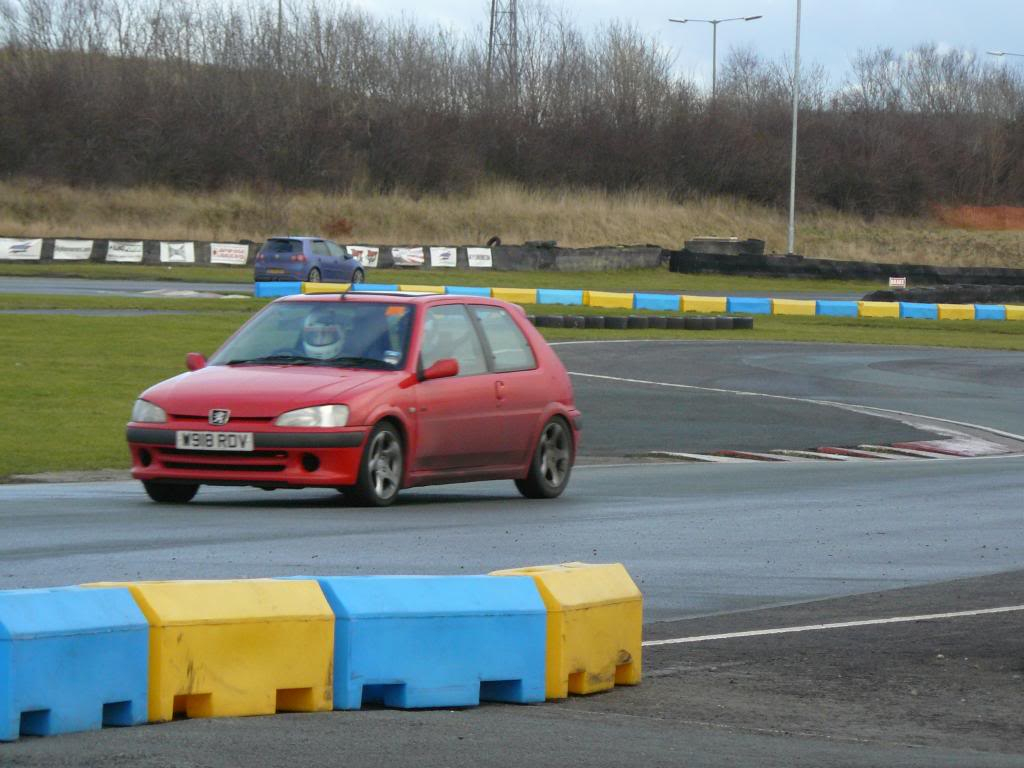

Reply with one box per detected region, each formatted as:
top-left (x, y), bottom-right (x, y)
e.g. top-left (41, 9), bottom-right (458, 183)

top-left (642, 604), bottom-right (1024, 647)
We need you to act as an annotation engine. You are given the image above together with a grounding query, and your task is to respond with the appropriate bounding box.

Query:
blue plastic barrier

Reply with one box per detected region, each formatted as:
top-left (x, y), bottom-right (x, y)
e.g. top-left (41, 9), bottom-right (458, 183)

top-left (975, 304), bottom-right (1007, 321)
top-left (0, 587), bottom-right (148, 741)
top-left (537, 289), bottom-right (585, 306)
top-left (816, 300), bottom-right (859, 317)
top-left (900, 302), bottom-right (939, 320)
top-left (633, 293), bottom-right (681, 311)
top-left (727, 297), bottom-right (773, 315)
top-left (253, 281), bottom-right (303, 298)
top-left (307, 575), bottom-right (546, 710)
top-left (351, 283), bottom-right (400, 292)
top-left (445, 286), bottom-right (492, 297)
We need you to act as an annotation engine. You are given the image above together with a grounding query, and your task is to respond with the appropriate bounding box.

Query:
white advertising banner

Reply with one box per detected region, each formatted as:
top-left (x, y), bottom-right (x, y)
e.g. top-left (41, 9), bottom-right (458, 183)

top-left (106, 240), bottom-right (144, 263)
top-left (391, 246), bottom-right (425, 267)
top-left (0, 238), bottom-right (43, 260)
top-left (160, 241), bottom-right (196, 264)
top-left (429, 246), bottom-right (457, 268)
top-left (210, 242), bottom-right (250, 266)
top-left (53, 239), bottom-right (94, 260)
top-left (348, 246), bottom-right (379, 268)
top-left (467, 247), bottom-right (492, 268)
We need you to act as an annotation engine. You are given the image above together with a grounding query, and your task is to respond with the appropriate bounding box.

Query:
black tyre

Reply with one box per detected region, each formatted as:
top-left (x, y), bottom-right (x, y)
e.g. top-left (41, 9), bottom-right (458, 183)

top-left (584, 315), bottom-right (605, 329)
top-left (648, 316), bottom-right (668, 329)
top-left (515, 418), bottom-right (573, 499)
top-left (715, 316), bottom-right (735, 330)
top-left (345, 422), bottom-right (403, 507)
top-left (733, 316), bottom-right (755, 330)
top-left (683, 315), bottom-right (702, 330)
top-left (351, 269), bottom-right (364, 284)
top-left (667, 316), bottom-right (686, 330)
top-left (307, 267), bottom-right (322, 282)
top-left (143, 481), bottom-right (199, 504)
top-left (536, 315), bottom-right (565, 328)
top-left (604, 316), bottom-right (628, 330)
top-left (626, 315), bottom-right (649, 329)
top-left (566, 315), bottom-right (586, 329)
top-left (699, 317), bottom-right (717, 330)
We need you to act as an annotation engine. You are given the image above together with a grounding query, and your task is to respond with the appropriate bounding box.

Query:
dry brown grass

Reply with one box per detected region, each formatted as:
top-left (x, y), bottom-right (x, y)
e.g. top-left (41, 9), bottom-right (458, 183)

top-left (1, 179), bottom-right (1022, 268)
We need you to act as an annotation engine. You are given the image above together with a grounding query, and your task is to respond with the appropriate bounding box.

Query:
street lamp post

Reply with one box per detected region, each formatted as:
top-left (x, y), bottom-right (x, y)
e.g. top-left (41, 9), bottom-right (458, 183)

top-left (987, 51), bottom-right (1024, 58)
top-left (668, 15), bottom-right (763, 100)
top-left (787, 0), bottom-right (801, 255)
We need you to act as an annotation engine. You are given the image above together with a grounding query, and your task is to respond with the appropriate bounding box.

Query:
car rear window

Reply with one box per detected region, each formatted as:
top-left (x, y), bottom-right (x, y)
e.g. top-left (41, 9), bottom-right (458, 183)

top-left (262, 238), bottom-right (302, 254)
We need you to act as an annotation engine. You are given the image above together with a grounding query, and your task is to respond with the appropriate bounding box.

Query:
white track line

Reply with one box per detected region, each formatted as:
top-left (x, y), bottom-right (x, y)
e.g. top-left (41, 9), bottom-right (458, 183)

top-left (642, 605), bottom-right (1024, 647)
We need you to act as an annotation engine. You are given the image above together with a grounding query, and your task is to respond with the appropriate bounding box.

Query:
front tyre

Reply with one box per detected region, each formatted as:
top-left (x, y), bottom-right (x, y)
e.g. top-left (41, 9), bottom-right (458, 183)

top-left (345, 422), bottom-right (403, 507)
top-left (307, 267), bottom-right (322, 282)
top-left (516, 417), bottom-right (573, 499)
top-left (143, 481), bottom-right (199, 504)
top-left (351, 269), bottom-right (364, 284)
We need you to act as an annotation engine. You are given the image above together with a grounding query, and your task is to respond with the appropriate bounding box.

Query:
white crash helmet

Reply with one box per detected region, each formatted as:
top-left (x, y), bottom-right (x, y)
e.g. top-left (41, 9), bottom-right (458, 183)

top-left (302, 307), bottom-right (346, 360)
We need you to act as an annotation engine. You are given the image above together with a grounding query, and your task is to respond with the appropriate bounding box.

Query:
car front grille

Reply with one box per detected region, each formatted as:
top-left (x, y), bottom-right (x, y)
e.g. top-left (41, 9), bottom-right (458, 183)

top-left (155, 447), bottom-right (288, 473)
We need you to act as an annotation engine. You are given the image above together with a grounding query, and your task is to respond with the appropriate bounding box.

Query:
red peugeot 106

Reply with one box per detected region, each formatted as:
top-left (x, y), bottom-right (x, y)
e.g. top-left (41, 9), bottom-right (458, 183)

top-left (126, 292), bottom-right (581, 506)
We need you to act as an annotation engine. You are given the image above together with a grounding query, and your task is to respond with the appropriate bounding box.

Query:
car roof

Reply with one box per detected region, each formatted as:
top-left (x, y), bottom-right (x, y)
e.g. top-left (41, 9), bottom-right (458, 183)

top-left (275, 291), bottom-right (512, 308)
top-left (265, 236), bottom-right (322, 242)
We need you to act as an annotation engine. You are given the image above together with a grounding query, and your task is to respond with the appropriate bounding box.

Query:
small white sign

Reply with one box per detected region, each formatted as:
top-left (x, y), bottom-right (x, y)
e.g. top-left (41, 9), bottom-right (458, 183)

top-left (430, 246), bottom-right (457, 268)
top-left (53, 239), bottom-right (94, 260)
top-left (348, 246), bottom-right (380, 268)
top-left (467, 247), bottom-right (492, 268)
top-left (889, 276), bottom-right (907, 289)
top-left (0, 238), bottom-right (43, 260)
top-left (106, 240), bottom-right (144, 263)
top-left (210, 242), bottom-right (250, 265)
top-left (392, 246), bottom-right (425, 266)
top-left (160, 241), bottom-right (196, 264)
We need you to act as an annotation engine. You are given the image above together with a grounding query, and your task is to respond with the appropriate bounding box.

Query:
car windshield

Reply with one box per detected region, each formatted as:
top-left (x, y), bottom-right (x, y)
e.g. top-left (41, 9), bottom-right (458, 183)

top-left (209, 301), bottom-right (413, 369)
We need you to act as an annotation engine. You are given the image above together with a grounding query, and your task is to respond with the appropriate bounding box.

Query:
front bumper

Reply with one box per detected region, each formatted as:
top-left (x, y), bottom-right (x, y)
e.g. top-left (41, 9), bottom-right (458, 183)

top-left (126, 426), bottom-right (368, 488)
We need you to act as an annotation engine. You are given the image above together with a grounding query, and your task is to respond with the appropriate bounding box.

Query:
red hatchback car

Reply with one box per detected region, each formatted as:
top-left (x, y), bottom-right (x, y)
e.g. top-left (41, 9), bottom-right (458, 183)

top-left (126, 292), bottom-right (581, 505)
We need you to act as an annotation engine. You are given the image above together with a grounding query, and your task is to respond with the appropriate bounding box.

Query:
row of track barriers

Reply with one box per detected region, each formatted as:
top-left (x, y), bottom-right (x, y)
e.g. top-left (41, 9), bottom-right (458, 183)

top-left (0, 563), bottom-right (642, 742)
top-left (253, 281), bottom-right (1024, 322)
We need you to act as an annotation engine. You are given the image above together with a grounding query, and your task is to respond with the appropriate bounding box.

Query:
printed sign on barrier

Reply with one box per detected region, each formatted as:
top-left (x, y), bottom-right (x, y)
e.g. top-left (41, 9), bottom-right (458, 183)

top-left (210, 243), bottom-right (249, 265)
top-left (159, 242), bottom-right (195, 264)
top-left (468, 247), bottom-right (492, 268)
top-left (392, 247), bottom-right (425, 267)
top-left (0, 238), bottom-right (42, 260)
top-left (348, 246), bottom-right (379, 268)
top-left (106, 241), bottom-right (144, 263)
top-left (53, 239), bottom-right (94, 260)
top-left (430, 247), bottom-right (457, 268)
top-left (889, 276), bottom-right (907, 289)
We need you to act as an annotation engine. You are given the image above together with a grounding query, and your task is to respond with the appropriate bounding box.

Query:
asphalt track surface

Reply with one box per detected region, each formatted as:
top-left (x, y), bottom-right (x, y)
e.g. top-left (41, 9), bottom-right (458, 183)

top-left (3, 340), bottom-right (1023, 766)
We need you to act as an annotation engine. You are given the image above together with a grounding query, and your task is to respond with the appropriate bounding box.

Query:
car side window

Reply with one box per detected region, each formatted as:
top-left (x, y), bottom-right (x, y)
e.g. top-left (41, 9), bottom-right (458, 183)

top-left (420, 305), bottom-right (487, 377)
top-left (311, 240), bottom-right (329, 258)
top-left (327, 241), bottom-right (347, 258)
top-left (471, 306), bottom-right (537, 372)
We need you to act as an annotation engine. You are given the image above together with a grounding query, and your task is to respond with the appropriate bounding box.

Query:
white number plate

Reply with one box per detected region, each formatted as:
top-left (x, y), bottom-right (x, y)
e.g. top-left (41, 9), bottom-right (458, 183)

top-left (175, 431), bottom-right (254, 452)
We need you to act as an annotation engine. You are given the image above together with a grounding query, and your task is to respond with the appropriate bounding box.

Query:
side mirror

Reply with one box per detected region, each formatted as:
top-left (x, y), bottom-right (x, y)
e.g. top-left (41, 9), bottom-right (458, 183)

top-left (186, 352), bottom-right (207, 371)
top-left (421, 358), bottom-right (459, 381)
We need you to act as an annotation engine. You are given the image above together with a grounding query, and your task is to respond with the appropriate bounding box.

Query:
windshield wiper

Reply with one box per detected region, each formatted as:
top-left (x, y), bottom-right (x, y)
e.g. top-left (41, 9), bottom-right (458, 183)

top-left (222, 354), bottom-right (318, 366)
top-left (328, 356), bottom-right (393, 369)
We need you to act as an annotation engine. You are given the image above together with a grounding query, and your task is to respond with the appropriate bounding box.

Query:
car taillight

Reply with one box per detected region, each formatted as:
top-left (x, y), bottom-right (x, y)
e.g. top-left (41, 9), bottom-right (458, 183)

top-left (291, 253), bottom-right (307, 263)
top-left (255, 252), bottom-right (265, 262)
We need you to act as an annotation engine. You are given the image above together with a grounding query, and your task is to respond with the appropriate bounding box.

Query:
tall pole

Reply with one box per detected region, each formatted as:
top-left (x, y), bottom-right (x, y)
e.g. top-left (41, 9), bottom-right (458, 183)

top-left (711, 21), bottom-right (717, 100)
top-left (787, 0), bottom-right (801, 255)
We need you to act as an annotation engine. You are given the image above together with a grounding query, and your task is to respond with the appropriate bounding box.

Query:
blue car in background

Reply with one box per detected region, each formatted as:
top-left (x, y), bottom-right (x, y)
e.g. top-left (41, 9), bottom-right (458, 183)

top-left (254, 236), bottom-right (367, 283)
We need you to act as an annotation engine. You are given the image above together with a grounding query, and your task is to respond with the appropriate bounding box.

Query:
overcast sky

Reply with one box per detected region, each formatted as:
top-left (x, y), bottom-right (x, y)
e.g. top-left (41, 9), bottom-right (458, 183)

top-left (347, 0), bottom-right (1023, 87)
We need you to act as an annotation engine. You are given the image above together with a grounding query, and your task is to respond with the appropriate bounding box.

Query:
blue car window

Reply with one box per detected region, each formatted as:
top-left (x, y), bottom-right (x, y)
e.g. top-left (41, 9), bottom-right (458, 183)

top-left (311, 241), bottom-right (329, 258)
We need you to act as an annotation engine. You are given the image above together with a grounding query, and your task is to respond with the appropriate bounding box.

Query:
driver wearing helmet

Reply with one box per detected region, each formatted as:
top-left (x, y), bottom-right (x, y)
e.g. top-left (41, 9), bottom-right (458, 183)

top-left (301, 306), bottom-right (349, 360)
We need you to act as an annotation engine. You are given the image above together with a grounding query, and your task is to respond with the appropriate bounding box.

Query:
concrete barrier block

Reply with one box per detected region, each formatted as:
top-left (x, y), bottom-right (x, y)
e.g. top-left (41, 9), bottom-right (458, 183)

top-left (937, 304), bottom-right (975, 321)
top-left (899, 302), bottom-right (939, 320)
top-left (816, 300), bottom-right (859, 317)
top-left (86, 580), bottom-right (333, 722)
top-left (308, 576), bottom-right (546, 710)
top-left (726, 297), bottom-right (772, 315)
top-left (974, 304), bottom-right (1007, 321)
top-left (537, 288), bottom-right (585, 306)
top-left (398, 284), bottom-right (445, 294)
top-left (351, 283), bottom-right (399, 291)
top-left (302, 281), bottom-right (352, 294)
top-left (492, 287), bottom-right (539, 304)
top-left (445, 286), bottom-right (492, 297)
top-left (634, 293), bottom-right (682, 312)
top-left (859, 301), bottom-right (900, 319)
top-left (1003, 305), bottom-right (1024, 320)
top-left (772, 299), bottom-right (816, 316)
top-left (254, 281), bottom-right (302, 298)
top-left (585, 290), bottom-right (634, 309)
top-left (681, 296), bottom-right (727, 313)
top-left (490, 563), bottom-right (642, 700)
top-left (0, 587), bottom-right (148, 741)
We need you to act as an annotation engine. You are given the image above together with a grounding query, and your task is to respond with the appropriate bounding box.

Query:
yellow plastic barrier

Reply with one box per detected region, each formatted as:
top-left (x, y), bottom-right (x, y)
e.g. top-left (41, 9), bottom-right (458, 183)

top-left (772, 298), bottom-right (817, 316)
top-left (398, 284), bottom-right (445, 294)
top-left (858, 301), bottom-right (900, 318)
top-left (302, 281), bottom-right (351, 294)
top-left (490, 562), bottom-right (642, 699)
top-left (585, 291), bottom-right (634, 310)
top-left (937, 303), bottom-right (975, 321)
top-left (681, 295), bottom-right (727, 313)
top-left (86, 580), bottom-right (333, 722)
top-left (1006, 305), bottom-right (1024, 321)
top-left (492, 287), bottom-right (538, 304)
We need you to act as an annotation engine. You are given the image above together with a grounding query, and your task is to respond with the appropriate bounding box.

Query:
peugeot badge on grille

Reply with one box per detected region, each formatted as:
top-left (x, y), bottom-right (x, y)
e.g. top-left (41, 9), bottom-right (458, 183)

top-left (209, 409), bottom-right (231, 426)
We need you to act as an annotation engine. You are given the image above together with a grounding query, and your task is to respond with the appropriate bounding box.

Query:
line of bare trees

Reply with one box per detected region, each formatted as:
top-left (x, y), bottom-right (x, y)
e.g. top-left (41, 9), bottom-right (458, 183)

top-left (1, 0), bottom-right (1023, 216)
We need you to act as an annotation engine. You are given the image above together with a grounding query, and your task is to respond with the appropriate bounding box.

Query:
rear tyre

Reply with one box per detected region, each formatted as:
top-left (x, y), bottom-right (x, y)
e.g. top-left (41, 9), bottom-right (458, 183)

top-left (143, 481), bottom-right (199, 504)
top-left (307, 267), bottom-right (322, 283)
top-left (345, 422), bottom-right (403, 507)
top-left (515, 418), bottom-right (573, 499)
top-left (351, 269), bottom-right (364, 285)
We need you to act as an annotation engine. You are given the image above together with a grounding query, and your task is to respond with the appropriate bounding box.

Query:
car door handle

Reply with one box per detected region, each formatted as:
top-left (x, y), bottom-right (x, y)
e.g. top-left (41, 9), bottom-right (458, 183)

top-left (495, 380), bottom-right (506, 401)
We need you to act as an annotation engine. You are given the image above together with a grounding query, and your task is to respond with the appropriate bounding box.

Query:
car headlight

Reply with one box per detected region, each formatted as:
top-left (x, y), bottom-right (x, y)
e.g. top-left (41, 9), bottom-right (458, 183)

top-left (275, 405), bottom-right (349, 428)
top-left (131, 399), bottom-right (167, 423)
